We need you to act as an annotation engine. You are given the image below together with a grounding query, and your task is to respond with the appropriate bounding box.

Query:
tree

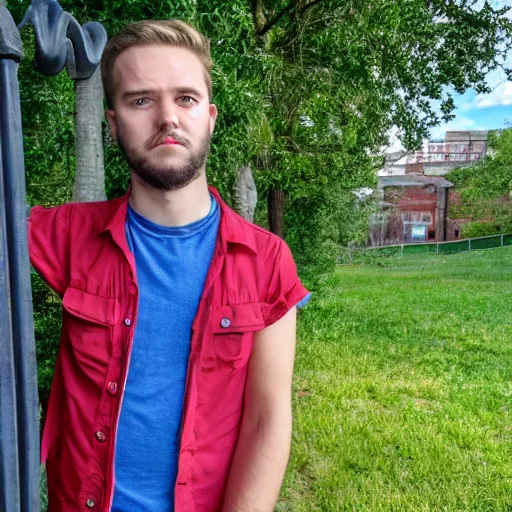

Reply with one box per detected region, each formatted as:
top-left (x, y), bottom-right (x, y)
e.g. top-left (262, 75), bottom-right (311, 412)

top-left (234, 165), bottom-right (258, 222)
top-left (449, 128), bottom-right (512, 237)
top-left (12, 0), bottom-right (512, 244)
top-left (242, 0), bottom-right (512, 238)
top-left (72, 66), bottom-right (106, 201)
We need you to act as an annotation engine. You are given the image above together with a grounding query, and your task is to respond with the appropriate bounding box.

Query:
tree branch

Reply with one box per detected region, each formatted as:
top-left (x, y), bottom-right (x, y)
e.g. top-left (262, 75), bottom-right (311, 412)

top-left (257, 0), bottom-right (326, 37)
top-left (257, 0), bottom-right (295, 37)
top-left (251, 0), bottom-right (265, 34)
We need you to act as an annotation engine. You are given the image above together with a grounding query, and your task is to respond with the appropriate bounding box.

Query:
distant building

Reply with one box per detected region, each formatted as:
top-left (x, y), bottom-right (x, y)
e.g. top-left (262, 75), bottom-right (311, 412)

top-left (405, 130), bottom-right (488, 175)
top-left (371, 176), bottom-right (453, 246)
top-left (372, 131), bottom-right (489, 246)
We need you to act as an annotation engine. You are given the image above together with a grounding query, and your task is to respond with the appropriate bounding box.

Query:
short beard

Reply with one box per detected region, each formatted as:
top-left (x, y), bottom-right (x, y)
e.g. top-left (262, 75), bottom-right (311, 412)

top-left (118, 131), bottom-right (211, 191)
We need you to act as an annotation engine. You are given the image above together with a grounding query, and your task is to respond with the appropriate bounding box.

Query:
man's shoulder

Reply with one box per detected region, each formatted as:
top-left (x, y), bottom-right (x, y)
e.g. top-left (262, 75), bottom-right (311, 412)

top-left (32, 195), bottom-right (124, 214)
top-left (220, 201), bottom-right (285, 257)
top-left (71, 195), bottom-right (125, 218)
top-left (239, 213), bottom-right (281, 243)
top-left (30, 195), bottom-right (127, 235)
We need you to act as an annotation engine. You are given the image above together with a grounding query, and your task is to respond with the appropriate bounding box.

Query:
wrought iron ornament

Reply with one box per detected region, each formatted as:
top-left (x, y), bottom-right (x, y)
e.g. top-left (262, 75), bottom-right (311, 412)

top-left (19, 0), bottom-right (107, 79)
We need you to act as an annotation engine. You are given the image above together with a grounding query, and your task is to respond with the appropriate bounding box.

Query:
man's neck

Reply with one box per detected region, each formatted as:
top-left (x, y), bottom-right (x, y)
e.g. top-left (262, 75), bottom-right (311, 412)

top-left (128, 171), bottom-right (212, 227)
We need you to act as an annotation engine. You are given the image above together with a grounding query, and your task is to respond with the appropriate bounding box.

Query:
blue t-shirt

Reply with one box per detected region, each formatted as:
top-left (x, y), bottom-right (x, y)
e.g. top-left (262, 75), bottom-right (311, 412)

top-left (112, 197), bottom-right (220, 512)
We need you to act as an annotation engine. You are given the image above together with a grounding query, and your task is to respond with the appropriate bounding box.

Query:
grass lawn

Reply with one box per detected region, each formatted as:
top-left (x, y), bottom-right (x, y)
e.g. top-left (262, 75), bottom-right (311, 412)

top-left (279, 247), bottom-right (512, 511)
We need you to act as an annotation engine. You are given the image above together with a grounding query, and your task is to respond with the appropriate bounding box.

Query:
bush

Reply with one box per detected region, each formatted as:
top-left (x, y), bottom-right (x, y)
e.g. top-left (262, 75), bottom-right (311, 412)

top-left (283, 185), bottom-right (377, 288)
top-left (449, 129), bottom-right (512, 237)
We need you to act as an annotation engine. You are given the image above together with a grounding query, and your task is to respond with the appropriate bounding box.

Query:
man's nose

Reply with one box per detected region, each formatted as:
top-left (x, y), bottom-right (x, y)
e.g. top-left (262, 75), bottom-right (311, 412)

top-left (157, 99), bottom-right (179, 129)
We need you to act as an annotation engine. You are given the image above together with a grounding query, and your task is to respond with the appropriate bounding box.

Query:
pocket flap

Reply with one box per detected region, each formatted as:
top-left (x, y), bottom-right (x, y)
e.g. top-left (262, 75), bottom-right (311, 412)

top-left (212, 302), bottom-right (265, 334)
top-left (62, 287), bottom-right (116, 326)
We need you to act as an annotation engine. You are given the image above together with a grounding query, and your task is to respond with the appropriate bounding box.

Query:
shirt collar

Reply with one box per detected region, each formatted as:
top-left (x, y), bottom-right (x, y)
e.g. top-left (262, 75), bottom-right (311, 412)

top-left (99, 186), bottom-right (258, 255)
top-left (209, 186), bottom-right (258, 255)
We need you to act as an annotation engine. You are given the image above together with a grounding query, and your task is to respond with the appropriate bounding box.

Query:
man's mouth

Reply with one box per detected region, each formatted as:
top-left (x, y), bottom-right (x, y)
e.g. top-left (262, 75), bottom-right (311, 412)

top-left (158, 137), bottom-right (183, 146)
top-left (145, 132), bottom-right (187, 150)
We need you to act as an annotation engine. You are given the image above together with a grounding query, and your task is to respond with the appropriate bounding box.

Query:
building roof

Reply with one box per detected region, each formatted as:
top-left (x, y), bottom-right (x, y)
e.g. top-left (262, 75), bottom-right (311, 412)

top-left (445, 130), bottom-right (488, 142)
top-left (380, 175), bottom-right (454, 188)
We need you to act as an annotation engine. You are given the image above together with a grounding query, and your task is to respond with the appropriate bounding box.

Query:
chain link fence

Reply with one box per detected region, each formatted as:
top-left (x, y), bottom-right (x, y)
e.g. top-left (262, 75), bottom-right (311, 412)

top-left (400, 233), bottom-right (512, 255)
top-left (342, 234), bottom-right (512, 262)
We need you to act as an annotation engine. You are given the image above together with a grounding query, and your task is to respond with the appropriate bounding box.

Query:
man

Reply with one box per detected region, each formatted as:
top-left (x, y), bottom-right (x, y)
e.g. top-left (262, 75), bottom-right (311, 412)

top-left (29, 19), bottom-right (309, 512)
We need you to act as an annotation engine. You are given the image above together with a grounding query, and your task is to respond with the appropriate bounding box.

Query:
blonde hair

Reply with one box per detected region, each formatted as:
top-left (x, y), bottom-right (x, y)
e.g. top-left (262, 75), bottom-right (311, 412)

top-left (101, 19), bottom-right (213, 108)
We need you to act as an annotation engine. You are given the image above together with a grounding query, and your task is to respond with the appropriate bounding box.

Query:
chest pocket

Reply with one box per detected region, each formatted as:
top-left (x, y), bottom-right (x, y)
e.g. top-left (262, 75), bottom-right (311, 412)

top-left (211, 302), bottom-right (266, 369)
top-left (62, 287), bottom-right (116, 373)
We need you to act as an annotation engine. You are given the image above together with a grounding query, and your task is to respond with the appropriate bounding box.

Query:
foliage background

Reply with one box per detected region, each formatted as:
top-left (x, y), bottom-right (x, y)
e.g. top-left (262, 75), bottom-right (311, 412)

top-left (449, 128), bottom-right (512, 238)
top-left (6, 0), bottom-right (512, 455)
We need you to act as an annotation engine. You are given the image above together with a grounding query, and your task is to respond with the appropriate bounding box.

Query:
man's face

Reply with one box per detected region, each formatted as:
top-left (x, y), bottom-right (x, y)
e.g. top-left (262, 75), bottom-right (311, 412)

top-left (106, 44), bottom-right (217, 191)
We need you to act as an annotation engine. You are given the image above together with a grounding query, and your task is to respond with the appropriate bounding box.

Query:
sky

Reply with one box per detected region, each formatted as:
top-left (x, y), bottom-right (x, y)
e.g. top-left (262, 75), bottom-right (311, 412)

top-left (388, 0), bottom-right (512, 150)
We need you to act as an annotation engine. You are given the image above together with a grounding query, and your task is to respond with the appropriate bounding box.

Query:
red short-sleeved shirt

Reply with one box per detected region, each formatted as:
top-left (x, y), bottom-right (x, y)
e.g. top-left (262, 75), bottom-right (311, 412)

top-left (29, 187), bottom-right (309, 512)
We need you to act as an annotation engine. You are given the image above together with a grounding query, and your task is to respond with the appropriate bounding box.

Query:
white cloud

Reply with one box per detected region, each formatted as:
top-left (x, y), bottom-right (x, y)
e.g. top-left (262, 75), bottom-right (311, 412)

top-left (490, 0), bottom-right (512, 17)
top-left (476, 81), bottom-right (512, 108)
top-left (479, 0), bottom-right (512, 17)
top-left (454, 91), bottom-right (477, 112)
top-left (483, 68), bottom-right (509, 90)
top-left (454, 70), bottom-right (511, 110)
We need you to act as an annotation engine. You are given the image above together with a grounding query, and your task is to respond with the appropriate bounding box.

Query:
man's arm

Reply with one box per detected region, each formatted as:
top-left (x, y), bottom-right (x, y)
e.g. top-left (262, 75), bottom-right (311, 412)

top-left (28, 204), bottom-right (71, 296)
top-left (222, 307), bottom-right (297, 512)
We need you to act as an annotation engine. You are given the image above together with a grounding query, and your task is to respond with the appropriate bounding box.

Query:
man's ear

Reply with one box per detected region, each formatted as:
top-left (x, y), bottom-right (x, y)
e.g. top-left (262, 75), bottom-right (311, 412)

top-left (208, 103), bottom-right (218, 135)
top-left (105, 110), bottom-right (118, 143)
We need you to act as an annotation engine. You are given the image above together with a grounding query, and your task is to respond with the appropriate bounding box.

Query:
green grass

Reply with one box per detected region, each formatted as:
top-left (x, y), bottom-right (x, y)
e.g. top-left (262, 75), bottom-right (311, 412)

top-left (280, 247), bottom-right (512, 511)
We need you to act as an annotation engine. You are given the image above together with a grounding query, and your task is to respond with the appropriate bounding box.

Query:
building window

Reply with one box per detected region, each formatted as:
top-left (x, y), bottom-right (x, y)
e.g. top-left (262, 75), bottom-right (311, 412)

top-left (402, 211), bottom-right (432, 224)
top-left (402, 211), bottom-right (432, 243)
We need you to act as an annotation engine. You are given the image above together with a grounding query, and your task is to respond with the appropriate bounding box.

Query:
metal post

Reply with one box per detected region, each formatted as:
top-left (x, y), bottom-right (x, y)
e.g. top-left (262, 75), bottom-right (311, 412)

top-left (0, 2), bottom-right (107, 511)
top-left (0, 6), bottom-right (40, 511)
top-left (0, 125), bottom-right (22, 512)
top-left (2, 60), bottom-right (41, 512)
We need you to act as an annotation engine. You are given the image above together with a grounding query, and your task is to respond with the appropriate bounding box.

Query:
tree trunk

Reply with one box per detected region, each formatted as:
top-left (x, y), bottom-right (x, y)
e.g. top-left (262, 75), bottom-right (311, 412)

top-left (234, 164), bottom-right (258, 222)
top-left (268, 188), bottom-right (285, 238)
top-left (72, 66), bottom-right (106, 202)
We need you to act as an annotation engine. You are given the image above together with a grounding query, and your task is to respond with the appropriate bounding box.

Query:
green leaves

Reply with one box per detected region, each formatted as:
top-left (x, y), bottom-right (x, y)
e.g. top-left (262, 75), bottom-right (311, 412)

top-left (449, 128), bottom-right (512, 237)
top-left (13, 0), bottom-right (512, 279)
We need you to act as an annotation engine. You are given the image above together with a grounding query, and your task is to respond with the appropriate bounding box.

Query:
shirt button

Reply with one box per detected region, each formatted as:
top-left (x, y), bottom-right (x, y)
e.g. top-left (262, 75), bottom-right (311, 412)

top-left (124, 318), bottom-right (132, 326)
top-left (85, 498), bottom-right (95, 508)
top-left (220, 317), bottom-right (231, 329)
top-left (95, 431), bottom-right (106, 443)
top-left (107, 381), bottom-right (118, 395)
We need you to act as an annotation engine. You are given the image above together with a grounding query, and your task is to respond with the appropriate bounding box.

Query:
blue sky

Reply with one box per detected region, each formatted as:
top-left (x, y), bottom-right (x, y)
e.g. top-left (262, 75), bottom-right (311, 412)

top-left (429, 93), bottom-right (512, 140)
top-left (429, 0), bottom-right (512, 140)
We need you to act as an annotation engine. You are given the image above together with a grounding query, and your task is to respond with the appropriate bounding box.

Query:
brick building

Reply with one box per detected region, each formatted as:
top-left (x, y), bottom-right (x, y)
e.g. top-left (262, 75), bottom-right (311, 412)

top-left (372, 131), bottom-right (488, 246)
top-left (370, 176), bottom-right (453, 246)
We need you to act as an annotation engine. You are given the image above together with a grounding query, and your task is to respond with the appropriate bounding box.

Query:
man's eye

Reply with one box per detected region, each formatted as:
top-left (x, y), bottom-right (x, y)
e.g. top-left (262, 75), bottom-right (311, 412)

top-left (134, 98), bottom-right (149, 106)
top-left (180, 96), bottom-right (197, 105)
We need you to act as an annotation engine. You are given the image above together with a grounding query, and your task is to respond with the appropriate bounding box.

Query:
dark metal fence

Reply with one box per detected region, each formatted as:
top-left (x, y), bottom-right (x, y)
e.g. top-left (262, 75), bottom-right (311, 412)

top-left (1, 8), bottom-right (40, 511)
top-left (0, 2), bottom-right (106, 510)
